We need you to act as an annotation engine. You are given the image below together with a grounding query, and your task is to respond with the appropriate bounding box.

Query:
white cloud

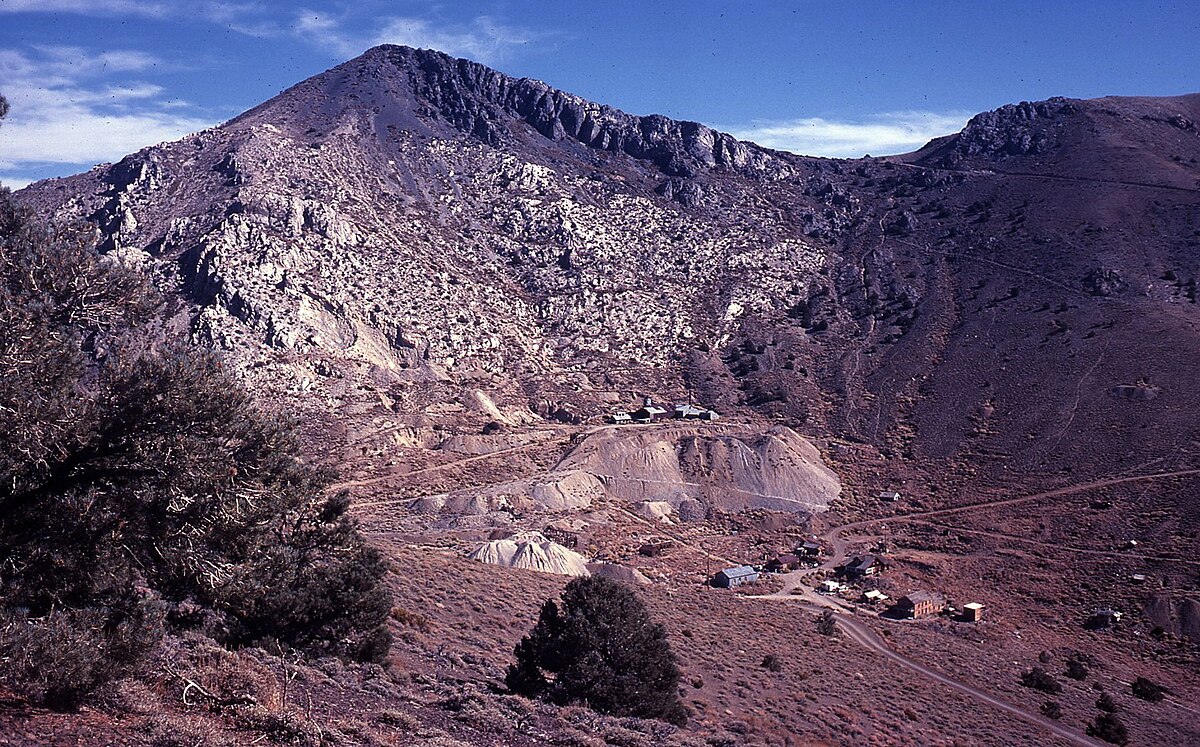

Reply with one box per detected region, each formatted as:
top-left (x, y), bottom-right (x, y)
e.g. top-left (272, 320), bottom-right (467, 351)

top-left (293, 10), bottom-right (538, 63)
top-left (0, 176), bottom-right (32, 190)
top-left (0, 47), bottom-right (216, 183)
top-left (726, 111), bottom-right (972, 158)
top-left (0, 0), bottom-right (168, 17)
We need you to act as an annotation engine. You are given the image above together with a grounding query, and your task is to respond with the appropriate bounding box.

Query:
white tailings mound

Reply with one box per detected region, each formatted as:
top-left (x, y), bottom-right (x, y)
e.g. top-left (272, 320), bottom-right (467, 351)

top-left (555, 424), bottom-right (840, 514)
top-left (468, 531), bottom-right (591, 576)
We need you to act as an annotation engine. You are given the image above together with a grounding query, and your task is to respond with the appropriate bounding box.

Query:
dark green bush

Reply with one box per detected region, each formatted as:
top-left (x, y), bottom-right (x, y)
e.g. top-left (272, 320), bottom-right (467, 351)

top-left (1132, 676), bottom-right (1167, 702)
top-left (1087, 712), bottom-right (1129, 745)
top-left (1020, 667), bottom-right (1062, 694)
top-left (1065, 656), bottom-right (1089, 681)
top-left (507, 576), bottom-right (686, 725)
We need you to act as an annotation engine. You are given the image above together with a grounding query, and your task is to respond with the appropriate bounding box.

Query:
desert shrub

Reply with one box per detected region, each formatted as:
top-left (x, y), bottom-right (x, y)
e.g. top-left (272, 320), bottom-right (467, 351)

top-left (1040, 701), bottom-right (1062, 720)
top-left (816, 609), bottom-right (837, 636)
top-left (1020, 667), bottom-right (1062, 694)
top-left (761, 654), bottom-right (783, 672)
top-left (1096, 691), bottom-right (1119, 713)
top-left (1065, 656), bottom-right (1089, 681)
top-left (507, 576), bottom-right (686, 725)
top-left (1087, 712), bottom-right (1129, 745)
top-left (1131, 676), bottom-right (1167, 702)
top-left (392, 606), bottom-right (431, 631)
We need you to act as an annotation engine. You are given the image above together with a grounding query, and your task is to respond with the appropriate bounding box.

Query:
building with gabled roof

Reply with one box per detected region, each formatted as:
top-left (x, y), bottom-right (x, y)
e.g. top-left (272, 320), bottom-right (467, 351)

top-left (712, 565), bottom-right (759, 588)
top-left (891, 591), bottom-right (945, 618)
top-left (838, 554), bottom-right (882, 578)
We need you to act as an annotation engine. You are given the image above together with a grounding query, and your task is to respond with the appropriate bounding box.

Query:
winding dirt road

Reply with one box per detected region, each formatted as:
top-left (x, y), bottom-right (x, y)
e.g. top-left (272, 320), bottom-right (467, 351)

top-left (742, 467), bottom-right (1200, 746)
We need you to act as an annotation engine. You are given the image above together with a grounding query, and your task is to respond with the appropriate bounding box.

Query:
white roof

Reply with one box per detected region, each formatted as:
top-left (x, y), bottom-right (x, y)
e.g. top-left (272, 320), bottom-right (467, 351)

top-left (963, 602), bottom-right (984, 610)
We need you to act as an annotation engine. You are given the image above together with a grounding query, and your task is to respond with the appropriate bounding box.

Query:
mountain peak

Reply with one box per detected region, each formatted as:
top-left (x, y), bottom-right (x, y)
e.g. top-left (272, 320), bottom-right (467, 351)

top-left (242, 44), bottom-right (772, 178)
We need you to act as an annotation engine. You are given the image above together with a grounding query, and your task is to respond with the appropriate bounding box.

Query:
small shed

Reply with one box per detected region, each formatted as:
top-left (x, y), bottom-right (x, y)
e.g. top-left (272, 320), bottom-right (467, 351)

top-left (713, 565), bottom-right (759, 588)
top-left (892, 591), bottom-right (945, 619)
top-left (878, 490), bottom-right (902, 502)
top-left (962, 602), bottom-right (985, 622)
top-left (862, 589), bottom-right (889, 604)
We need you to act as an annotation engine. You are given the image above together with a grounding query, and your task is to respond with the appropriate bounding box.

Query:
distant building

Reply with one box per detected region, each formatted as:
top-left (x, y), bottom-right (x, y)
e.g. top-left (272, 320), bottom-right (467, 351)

top-left (878, 490), bottom-right (901, 502)
top-left (765, 554), bottom-right (801, 572)
top-left (712, 565), bottom-right (759, 588)
top-left (608, 412), bottom-right (632, 425)
top-left (819, 580), bottom-right (845, 594)
top-left (892, 591), bottom-right (945, 619)
top-left (543, 523), bottom-right (580, 549)
top-left (797, 541), bottom-right (822, 557)
top-left (838, 554), bottom-right (882, 579)
top-left (862, 589), bottom-right (889, 604)
top-left (673, 403), bottom-right (719, 421)
top-left (630, 397), bottom-right (668, 423)
top-left (962, 602), bottom-right (985, 622)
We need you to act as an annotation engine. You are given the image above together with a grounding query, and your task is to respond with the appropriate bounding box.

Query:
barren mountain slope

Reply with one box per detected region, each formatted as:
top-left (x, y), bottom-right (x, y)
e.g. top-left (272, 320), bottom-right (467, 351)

top-left (19, 48), bottom-right (1200, 493)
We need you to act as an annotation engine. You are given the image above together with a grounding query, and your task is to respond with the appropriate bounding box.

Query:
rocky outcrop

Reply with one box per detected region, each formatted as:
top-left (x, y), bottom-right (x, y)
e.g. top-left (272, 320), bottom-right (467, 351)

top-left (365, 46), bottom-right (773, 178)
top-left (921, 97), bottom-right (1078, 166)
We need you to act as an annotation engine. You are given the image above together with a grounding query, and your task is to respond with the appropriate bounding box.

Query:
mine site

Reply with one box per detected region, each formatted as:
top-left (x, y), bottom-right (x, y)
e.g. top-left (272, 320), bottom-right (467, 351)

top-left (2, 5), bottom-right (1200, 747)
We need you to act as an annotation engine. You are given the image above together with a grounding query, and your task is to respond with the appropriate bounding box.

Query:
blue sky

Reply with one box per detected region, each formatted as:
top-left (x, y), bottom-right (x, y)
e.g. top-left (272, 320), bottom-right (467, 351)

top-left (1, 1), bottom-right (1197, 188)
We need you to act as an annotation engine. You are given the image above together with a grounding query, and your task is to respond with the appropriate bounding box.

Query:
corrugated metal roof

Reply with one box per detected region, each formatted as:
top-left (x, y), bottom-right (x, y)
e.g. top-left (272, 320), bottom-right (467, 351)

top-left (719, 565), bottom-right (757, 578)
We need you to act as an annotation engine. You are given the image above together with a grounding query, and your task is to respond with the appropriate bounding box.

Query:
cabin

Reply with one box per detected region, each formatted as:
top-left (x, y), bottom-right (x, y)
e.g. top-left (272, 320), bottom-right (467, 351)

top-left (962, 602), bottom-right (985, 622)
top-left (608, 412), bottom-right (632, 425)
top-left (712, 565), bottom-right (759, 588)
top-left (797, 540), bottom-right (822, 558)
top-left (891, 591), bottom-right (945, 619)
top-left (878, 490), bottom-right (902, 502)
top-left (765, 554), bottom-right (801, 572)
top-left (838, 554), bottom-right (882, 579)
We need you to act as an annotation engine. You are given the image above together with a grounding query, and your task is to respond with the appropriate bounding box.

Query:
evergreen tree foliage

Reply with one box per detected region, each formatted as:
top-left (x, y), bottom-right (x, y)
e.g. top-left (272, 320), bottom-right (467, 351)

top-left (0, 126), bottom-right (393, 705)
top-left (507, 576), bottom-right (686, 725)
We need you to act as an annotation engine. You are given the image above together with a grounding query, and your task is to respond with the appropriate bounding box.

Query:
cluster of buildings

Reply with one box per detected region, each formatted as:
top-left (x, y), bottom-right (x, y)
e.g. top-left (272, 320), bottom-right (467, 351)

top-left (711, 541), bottom-right (823, 588)
top-left (609, 397), bottom-right (719, 425)
top-left (701, 484), bottom-right (990, 625)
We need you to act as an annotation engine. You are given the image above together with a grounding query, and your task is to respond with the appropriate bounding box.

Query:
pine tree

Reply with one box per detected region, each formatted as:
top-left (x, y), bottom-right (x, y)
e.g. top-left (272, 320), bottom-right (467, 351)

top-left (507, 576), bottom-right (686, 725)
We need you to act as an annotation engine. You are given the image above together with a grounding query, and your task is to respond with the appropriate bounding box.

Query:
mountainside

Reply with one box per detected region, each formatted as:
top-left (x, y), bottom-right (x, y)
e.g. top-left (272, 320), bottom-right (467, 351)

top-left (10, 45), bottom-right (1200, 747)
top-left (20, 47), bottom-right (1200, 501)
